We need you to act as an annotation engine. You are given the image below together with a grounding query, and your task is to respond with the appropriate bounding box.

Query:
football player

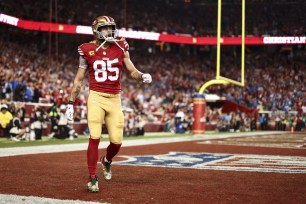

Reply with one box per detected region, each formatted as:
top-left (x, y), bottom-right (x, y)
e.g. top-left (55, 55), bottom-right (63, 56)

top-left (65, 16), bottom-right (152, 193)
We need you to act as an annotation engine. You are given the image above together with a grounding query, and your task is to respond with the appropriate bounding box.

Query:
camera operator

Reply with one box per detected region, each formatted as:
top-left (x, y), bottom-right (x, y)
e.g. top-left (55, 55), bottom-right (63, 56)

top-left (29, 106), bottom-right (48, 140)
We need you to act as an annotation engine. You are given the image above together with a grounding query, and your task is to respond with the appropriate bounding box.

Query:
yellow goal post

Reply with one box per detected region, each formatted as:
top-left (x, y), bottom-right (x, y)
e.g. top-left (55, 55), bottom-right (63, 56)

top-left (199, 0), bottom-right (245, 94)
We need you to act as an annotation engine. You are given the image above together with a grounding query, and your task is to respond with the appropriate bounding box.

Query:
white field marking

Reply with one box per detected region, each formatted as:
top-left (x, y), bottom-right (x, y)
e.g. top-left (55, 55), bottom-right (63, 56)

top-left (198, 133), bottom-right (306, 149)
top-left (0, 194), bottom-right (108, 204)
top-left (0, 131), bottom-right (286, 157)
top-left (116, 151), bottom-right (306, 173)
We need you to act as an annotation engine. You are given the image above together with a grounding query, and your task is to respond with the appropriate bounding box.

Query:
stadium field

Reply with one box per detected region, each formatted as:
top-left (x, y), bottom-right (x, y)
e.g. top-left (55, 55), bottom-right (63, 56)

top-left (0, 131), bottom-right (305, 204)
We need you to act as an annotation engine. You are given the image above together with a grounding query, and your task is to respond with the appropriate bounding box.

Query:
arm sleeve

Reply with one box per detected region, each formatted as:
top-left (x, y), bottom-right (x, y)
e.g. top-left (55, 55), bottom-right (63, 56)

top-left (123, 40), bottom-right (129, 51)
top-left (79, 56), bottom-right (88, 69)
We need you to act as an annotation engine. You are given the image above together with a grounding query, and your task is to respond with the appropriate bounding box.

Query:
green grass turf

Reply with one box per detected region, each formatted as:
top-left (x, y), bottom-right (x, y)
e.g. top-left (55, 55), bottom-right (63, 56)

top-left (0, 131), bottom-right (264, 148)
top-left (0, 132), bottom-right (194, 148)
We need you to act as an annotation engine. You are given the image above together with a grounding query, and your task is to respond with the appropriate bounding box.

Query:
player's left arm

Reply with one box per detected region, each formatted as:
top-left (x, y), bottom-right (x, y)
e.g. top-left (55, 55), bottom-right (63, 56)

top-left (123, 51), bottom-right (152, 83)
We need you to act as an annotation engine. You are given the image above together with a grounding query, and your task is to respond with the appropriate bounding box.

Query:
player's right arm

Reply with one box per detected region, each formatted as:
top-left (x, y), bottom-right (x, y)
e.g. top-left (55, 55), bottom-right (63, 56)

top-left (66, 53), bottom-right (87, 121)
top-left (68, 45), bottom-right (89, 103)
top-left (68, 66), bottom-right (86, 103)
top-left (65, 67), bottom-right (86, 121)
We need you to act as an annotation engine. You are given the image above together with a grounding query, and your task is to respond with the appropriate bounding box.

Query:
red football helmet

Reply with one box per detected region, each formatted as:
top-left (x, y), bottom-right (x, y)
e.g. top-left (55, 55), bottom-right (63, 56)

top-left (92, 16), bottom-right (117, 40)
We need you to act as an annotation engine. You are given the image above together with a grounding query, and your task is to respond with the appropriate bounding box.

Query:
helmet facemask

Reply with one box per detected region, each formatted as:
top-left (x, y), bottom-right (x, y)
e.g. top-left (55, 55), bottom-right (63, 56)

top-left (92, 16), bottom-right (124, 52)
top-left (95, 25), bottom-right (117, 42)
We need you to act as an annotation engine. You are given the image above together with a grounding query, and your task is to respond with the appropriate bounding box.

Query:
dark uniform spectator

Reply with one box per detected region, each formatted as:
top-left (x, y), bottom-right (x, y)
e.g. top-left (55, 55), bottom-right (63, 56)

top-left (9, 109), bottom-right (27, 142)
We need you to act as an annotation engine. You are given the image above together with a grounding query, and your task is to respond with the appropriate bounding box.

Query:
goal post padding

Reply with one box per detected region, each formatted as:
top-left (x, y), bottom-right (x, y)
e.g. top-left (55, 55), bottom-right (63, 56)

top-left (192, 93), bottom-right (206, 135)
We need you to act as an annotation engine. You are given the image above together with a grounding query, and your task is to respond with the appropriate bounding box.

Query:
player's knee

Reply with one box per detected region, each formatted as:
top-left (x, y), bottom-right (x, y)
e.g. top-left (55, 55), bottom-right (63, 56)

top-left (111, 140), bottom-right (122, 145)
top-left (110, 136), bottom-right (122, 144)
top-left (88, 121), bottom-right (102, 139)
top-left (90, 134), bottom-right (101, 140)
top-left (88, 127), bottom-right (102, 139)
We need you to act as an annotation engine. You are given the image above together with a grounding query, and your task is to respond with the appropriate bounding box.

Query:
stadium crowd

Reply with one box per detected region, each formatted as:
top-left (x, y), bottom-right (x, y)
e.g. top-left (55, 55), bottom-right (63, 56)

top-left (1, 0), bottom-right (305, 36)
top-left (0, 0), bottom-right (305, 140)
top-left (0, 38), bottom-right (305, 138)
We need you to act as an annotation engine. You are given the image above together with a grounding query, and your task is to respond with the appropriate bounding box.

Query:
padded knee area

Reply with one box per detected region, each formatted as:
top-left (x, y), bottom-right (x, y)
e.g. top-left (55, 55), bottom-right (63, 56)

top-left (88, 122), bottom-right (102, 139)
top-left (109, 135), bottom-right (123, 144)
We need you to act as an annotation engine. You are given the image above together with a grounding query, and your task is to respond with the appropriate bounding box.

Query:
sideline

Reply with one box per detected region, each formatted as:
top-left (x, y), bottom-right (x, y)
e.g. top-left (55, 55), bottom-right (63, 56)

top-left (0, 131), bottom-right (286, 157)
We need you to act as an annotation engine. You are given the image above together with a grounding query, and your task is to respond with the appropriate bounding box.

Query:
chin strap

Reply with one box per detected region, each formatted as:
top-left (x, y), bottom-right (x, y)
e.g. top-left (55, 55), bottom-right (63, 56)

top-left (96, 38), bottom-right (125, 53)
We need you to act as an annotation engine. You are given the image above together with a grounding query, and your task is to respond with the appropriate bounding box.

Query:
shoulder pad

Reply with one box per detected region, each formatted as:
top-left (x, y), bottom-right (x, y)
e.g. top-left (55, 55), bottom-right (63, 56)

top-left (78, 42), bottom-right (96, 56)
top-left (117, 39), bottom-right (129, 52)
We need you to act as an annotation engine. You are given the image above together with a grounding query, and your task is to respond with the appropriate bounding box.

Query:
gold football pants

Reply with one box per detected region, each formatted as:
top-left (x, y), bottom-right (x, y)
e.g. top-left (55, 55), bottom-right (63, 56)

top-left (87, 90), bottom-right (124, 144)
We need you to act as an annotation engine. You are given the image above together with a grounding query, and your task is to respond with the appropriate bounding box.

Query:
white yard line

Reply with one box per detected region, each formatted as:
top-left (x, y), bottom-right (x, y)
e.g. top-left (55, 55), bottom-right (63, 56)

top-left (0, 194), bottom-right (107, 204)
top-left (0, 132), bottom-right (285, 157)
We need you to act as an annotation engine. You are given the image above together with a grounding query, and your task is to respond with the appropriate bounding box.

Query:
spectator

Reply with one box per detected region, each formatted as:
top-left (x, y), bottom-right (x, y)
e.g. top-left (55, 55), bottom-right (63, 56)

top-left (259, 114), bottom-right (265, 130)
top-left (9, 109), bottom-right (27, 142)
top-left (57, 104), bottom-right (70, 139)
top-left (275, 114), bottom-right (282, 130)
top-left (281, 116), bottom-right (287, 131)
top-left (48, 104), bottom-right (60, 139)
top-left (29, 106), bottom-right (48, 140)
top-left (250, 117), bottom-right (256, 131)
top-left (0, 104), bottom-right (13, 138)
top-left (134, 114), bottom-right (146, 136)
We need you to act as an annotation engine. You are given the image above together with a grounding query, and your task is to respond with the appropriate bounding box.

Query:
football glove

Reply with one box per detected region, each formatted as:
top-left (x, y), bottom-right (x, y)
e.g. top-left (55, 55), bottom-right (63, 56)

top-left (65, 104), bottom-right (74, 121)
top-left (142, 73), bottom-right (152, 83)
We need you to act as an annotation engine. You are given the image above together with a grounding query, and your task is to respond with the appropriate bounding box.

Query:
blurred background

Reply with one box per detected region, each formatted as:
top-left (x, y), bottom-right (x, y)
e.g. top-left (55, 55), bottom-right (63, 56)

top-left (0, 0), bottom-right (305, 139)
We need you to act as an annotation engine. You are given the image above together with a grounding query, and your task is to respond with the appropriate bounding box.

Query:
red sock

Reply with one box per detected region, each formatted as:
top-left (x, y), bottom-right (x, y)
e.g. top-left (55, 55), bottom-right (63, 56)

top-left (87, 138), bottom-right (100, 177)
top-left (106, 142), bottom-right (122, 162)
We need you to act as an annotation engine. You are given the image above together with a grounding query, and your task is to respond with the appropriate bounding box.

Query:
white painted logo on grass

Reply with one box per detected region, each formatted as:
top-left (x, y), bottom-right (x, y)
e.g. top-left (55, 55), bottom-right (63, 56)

top-left (116, 152), bottom-right (306, 173)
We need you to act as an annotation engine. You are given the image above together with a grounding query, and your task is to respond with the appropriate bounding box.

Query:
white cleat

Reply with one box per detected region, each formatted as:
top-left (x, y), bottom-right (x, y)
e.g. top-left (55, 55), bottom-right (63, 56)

top-left (101, 156), bottom-right (112, 181)
top-left (87, 176), bottom-right (99, 193)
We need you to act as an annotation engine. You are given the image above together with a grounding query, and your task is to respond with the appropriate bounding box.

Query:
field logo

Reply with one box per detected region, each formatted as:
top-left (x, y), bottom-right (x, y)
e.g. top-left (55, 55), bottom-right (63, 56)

top-left (116, 152), bottom-right (306, 174)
